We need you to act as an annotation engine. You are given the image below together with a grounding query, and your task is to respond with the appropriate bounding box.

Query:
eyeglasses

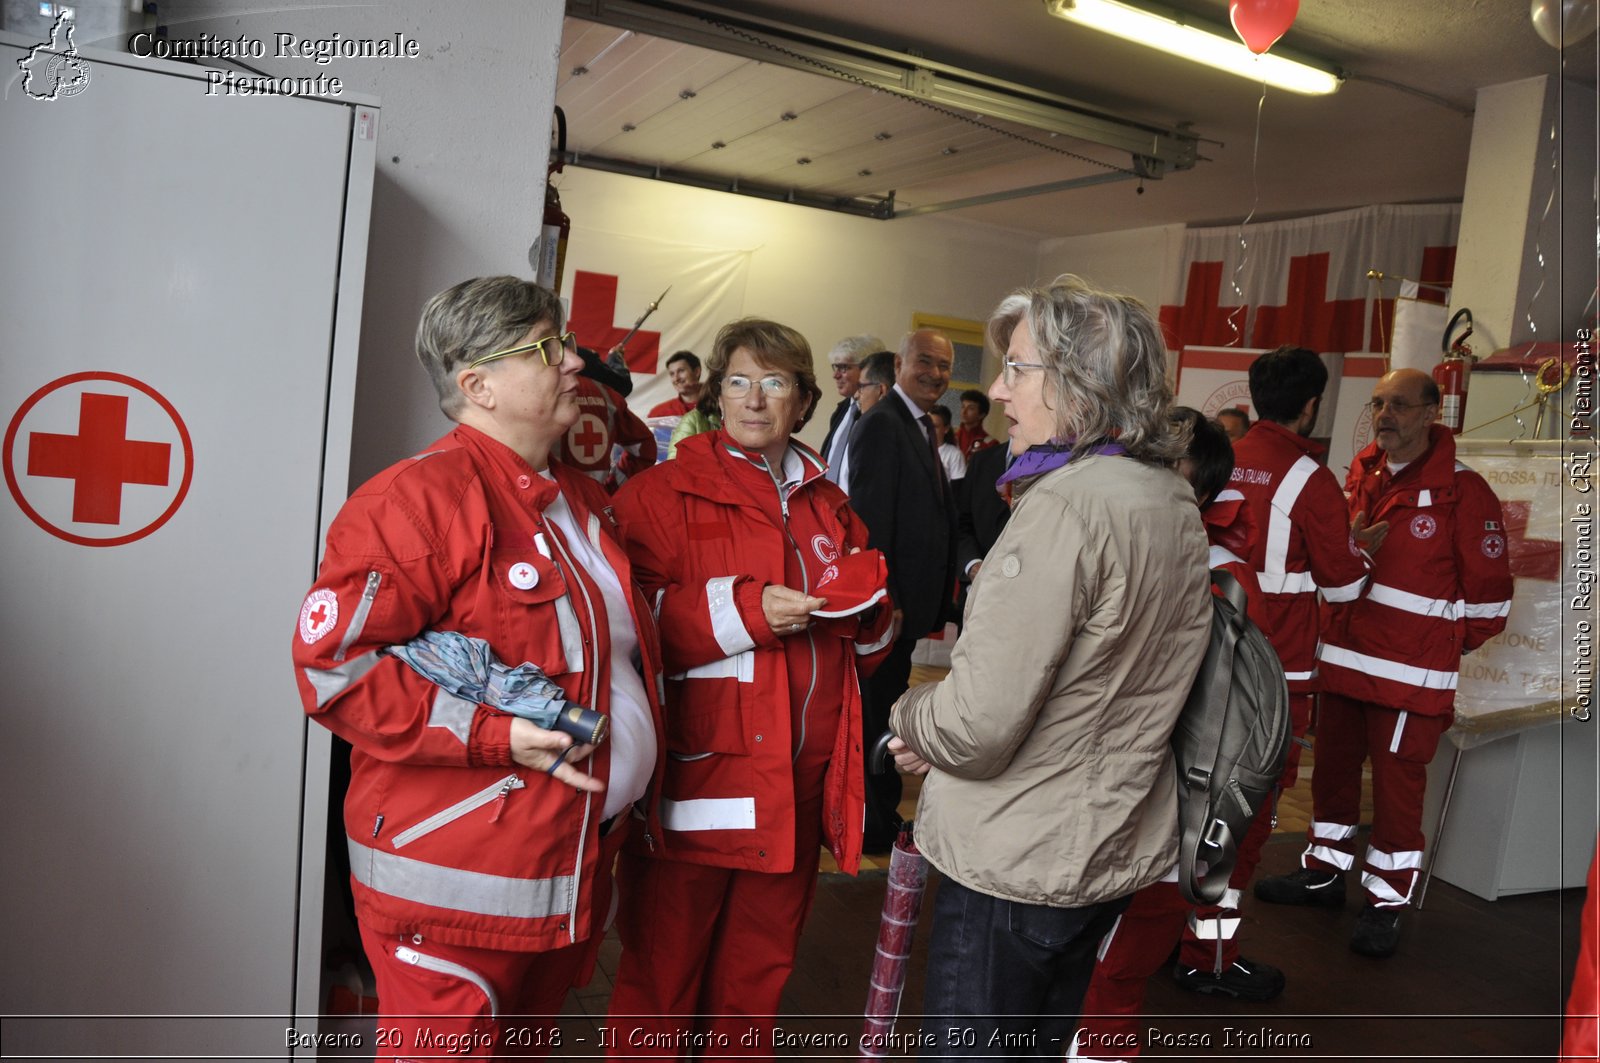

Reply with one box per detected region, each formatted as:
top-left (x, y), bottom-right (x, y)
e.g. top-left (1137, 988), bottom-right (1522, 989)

top-left (830, 363), bottom-right (859, 375)
top-left (1366, 397), bottom-right (1435, 414)
top-left (856, 381), bottom-right (885, 393)
top-left (468, 331), bottom-right (577, 370)
top-left (1001, 358), bottom-right (1049, 386)
top-left (723, 374), bottom-right (796, 398)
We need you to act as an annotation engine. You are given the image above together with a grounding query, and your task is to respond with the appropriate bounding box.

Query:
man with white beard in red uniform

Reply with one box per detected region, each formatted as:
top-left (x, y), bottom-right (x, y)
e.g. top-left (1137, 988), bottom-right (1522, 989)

top-left (1256, 368), bottom-right (1512, 958)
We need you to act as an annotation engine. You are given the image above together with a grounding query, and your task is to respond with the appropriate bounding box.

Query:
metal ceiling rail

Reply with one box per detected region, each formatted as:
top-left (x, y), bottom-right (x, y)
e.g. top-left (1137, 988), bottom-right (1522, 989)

top-left (564, 0), bottom-right (1201, 172)
top-left (558, 149), bottom-right (898, 218)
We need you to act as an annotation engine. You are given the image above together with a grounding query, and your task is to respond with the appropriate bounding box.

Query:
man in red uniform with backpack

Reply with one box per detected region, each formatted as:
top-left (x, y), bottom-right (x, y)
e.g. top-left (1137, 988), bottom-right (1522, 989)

top-left (1256, 368), bottom-right (1512, 958)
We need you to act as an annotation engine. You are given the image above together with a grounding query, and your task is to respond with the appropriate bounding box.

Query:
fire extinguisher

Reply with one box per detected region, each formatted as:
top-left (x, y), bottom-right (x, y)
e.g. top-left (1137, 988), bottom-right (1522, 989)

top-left (534, 106), bottom-right (570, 292)
top-left (1434, 307), bottom-right (1474, 434)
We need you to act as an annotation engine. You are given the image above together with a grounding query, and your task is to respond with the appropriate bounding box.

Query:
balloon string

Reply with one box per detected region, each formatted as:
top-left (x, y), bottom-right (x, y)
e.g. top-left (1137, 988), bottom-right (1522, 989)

top-left (1512, 117), bottom-right (1559, 440)
top-left (1227, 81), bottom-right (1267, 347)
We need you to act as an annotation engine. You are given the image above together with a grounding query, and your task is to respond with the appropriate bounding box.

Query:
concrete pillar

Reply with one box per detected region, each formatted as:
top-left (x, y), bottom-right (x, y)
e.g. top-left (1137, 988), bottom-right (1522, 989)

top-left (1454, 75), bottom-right (1596, 437)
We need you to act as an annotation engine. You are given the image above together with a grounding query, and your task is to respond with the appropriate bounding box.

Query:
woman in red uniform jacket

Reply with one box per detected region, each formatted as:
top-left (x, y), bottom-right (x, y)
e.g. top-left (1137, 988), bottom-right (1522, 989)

top-left (606, 318), bottom-right (893, 1060)
top-left (292, 277), bottom-right (666, 1060)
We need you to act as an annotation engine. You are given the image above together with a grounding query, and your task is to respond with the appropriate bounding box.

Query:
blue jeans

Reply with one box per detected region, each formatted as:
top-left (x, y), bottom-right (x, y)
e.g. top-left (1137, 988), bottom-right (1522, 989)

top-left (919, 876), bottom-right (1130, 1059)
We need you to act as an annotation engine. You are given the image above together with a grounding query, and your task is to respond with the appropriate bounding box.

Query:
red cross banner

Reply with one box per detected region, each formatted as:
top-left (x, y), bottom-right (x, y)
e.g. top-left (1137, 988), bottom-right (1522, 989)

top-left (1449, 440), bottom-right (1575, 745)
top-left (1159, 204), bottom-right (1460, 356)
top-left (559, 229), bottom-right (753, 415)
top-left (3, 372), bottom-right (193, 547)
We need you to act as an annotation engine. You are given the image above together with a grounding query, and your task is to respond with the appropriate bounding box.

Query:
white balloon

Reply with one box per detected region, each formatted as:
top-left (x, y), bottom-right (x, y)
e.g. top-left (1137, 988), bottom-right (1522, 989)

top-left (1530, 0), bottom-right (1599, 48)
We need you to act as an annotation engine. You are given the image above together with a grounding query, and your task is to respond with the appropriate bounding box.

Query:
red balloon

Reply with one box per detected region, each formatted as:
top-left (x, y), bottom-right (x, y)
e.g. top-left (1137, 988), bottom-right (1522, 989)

top-left (1229, 0), bottom-right (1300, 54)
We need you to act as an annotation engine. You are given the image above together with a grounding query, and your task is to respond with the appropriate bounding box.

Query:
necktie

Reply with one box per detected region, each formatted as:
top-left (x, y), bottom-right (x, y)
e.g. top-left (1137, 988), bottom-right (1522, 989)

top-left (825, 401), bottom-right (858, 484)
top-left (921, 414), bottom-right (950, 491)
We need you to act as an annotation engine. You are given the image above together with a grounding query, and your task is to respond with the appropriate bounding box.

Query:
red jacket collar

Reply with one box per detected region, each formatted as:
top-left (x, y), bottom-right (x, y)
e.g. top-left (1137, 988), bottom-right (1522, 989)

top-left (1351, 423), bottom-right (1457, 491)
top-left (668, 429), bottom-right (828, 504)
top-left (1246, 419), bottom-right (1327, 459)
top-left (448, 423), bottom-right (561, 509)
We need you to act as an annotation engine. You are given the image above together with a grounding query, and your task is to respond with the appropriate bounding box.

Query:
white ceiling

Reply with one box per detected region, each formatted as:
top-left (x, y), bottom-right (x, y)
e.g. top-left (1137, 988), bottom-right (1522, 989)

top-left (556, 0), bottom-right (1596, 238)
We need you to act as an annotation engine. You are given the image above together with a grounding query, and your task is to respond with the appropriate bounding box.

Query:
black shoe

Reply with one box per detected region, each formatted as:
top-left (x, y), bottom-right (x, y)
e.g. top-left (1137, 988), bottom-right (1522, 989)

top-left (1254, 868), bottom-right (1346, 907)
top-left (1350, 905), bottom-right (1403, 957)
top-left (1173, 957), bottom-right (1286, 1002)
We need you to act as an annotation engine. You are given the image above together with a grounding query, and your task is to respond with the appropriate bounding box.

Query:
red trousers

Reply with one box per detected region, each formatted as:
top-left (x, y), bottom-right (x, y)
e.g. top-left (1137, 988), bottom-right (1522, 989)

top-left (360, 823), bottom-right (628, 1061)
top-left (1073, 881), bottom-right (1189, 1060)
top-left (606, 796), bottom-right (823, 1062)
top-left (1303, 693), bottom-right (1451, 907)
top-left (1178, 692), bottom-right (1311, 971)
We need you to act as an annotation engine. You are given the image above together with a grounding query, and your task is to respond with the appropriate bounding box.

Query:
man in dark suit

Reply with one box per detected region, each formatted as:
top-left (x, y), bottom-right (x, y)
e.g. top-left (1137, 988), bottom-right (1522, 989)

top-left (820, 334), bottom-right (884, 482)
top-left (955, 427), bottom-right (1011, 622)
top-left (845, 328), bottom-right (958, 850)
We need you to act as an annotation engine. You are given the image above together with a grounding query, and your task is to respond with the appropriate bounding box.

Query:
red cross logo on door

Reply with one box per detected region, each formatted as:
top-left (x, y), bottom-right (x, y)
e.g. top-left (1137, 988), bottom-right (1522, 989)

top-left (4, 372), bottom-right (194, 547)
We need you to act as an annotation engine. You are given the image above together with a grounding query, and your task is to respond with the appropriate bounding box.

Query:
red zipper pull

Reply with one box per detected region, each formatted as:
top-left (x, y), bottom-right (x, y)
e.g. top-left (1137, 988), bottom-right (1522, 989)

top-left (488, 776), bottom-right (517, 823)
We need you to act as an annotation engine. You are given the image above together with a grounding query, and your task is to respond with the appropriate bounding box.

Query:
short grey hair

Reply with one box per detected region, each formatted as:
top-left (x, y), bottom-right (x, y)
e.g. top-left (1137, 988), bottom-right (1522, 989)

top-left (828, 334), bottom-right (885, 366)
top-left (987, 274), bottom-right (1181, 464)
top-left (415, 276), bottom-right (563, 418)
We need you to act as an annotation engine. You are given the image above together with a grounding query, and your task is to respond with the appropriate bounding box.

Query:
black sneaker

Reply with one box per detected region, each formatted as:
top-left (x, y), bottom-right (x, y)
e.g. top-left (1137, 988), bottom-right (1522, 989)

top-left (1173, 957), bottom-right (1286, 1002)
top-left (1253, 868), bottom-right (1346, 907)
top-left (1350, 904), bottom-right (1403, 957)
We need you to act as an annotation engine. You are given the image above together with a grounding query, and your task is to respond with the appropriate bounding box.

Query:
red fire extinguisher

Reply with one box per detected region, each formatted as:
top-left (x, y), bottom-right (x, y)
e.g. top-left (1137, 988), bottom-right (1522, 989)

top-left (534, 107), bottom-right (570, 292)
top-left (1434, 307), bottom-right (1474, 434)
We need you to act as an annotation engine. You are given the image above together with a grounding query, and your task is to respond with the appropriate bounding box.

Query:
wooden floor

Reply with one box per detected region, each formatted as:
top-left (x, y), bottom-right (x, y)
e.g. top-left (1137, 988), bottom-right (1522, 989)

top-left (556, 664), bottom-right (1586, 1059)
top-left (566, 839), bottom-right (1585, 1060)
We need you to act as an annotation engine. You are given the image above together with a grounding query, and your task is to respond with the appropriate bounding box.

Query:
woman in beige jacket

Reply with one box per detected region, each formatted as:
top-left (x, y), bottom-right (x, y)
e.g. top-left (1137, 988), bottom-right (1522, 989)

top-left (889, 274), bottom-right (1212, 1057)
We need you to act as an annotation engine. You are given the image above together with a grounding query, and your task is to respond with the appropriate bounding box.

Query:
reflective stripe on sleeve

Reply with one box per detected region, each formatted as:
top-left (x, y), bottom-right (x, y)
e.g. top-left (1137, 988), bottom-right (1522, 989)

top-left (1257, 570), bottom-right (1316, 594)
top-left (1367, 583), bottom-right (1463, 621)
top-left (428, 688), bottom-right (476, 745)
top-left (706, 576), bottom-right (756, 657)
top-left (854, 624), bottom-right (895, 656)
top-left (1464, 599), bottom-right (1512, 619)
top-left (1320, 574), bottom-right (1368, 603)
top-left (659, 796), bottom-right (757, 832)
top-left (1320, 643), bottom-right (1459, 690)
top-left (1208, 545), bottom-right (1248, 570)
top-left (347, 838), bottom-right (573, 919)
top-left (304, 651), bottom-right (383, 709)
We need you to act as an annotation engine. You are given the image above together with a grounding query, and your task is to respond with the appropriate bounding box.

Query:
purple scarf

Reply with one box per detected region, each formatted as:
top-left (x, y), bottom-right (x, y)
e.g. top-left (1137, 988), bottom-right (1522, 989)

top-left (995, 439), bottom-right (1127, 499)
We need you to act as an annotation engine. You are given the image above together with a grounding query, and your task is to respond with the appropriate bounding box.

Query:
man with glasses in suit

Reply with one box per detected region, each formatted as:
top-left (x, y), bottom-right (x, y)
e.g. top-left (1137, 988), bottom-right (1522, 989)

top-left (846, 329), bottom-right (959, 852)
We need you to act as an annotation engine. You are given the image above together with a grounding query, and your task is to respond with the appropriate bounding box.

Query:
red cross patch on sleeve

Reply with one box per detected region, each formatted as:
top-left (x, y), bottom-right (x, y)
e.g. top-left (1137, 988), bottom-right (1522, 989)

top-left (299, 589), bottom-right (339, 644)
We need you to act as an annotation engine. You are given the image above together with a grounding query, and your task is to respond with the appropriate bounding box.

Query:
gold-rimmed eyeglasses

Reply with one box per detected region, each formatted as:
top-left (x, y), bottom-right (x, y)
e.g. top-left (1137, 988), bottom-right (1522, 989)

top-left (468, 331), bottom-right (577, 370)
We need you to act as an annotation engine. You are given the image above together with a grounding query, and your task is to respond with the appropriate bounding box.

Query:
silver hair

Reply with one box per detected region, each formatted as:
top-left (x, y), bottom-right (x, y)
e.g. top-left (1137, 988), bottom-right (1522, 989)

top-left (828, 334), bottom-right (886, 365)
top-left (988, 274), bottom-right (1182, 464)
top-left (415, 276), bottom-right (563, 418)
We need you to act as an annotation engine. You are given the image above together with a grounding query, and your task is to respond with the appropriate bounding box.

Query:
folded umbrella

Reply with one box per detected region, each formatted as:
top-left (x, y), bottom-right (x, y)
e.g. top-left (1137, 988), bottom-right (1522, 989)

top-left (384, 630), bottom-right (605, 743)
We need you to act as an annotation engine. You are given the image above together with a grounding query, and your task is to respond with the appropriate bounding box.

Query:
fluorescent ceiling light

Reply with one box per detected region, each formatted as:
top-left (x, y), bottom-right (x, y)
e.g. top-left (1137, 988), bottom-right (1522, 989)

top-left (1045, 0), bottom-right (1343, 96)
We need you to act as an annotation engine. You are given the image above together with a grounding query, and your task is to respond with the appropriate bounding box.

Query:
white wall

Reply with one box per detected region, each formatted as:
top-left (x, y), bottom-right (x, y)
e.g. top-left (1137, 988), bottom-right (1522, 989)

top-left (1034, 223), bottom-right (1186, 314)
top-left (176, 0), bottom-right (566, 484)
top-left (556, 167), bottom-right (1040, 448)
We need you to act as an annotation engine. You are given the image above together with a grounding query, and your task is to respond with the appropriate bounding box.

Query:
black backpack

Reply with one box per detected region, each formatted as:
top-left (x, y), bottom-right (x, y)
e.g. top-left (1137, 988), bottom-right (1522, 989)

top-left (1171, 569), bottom-right (1292, 906)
